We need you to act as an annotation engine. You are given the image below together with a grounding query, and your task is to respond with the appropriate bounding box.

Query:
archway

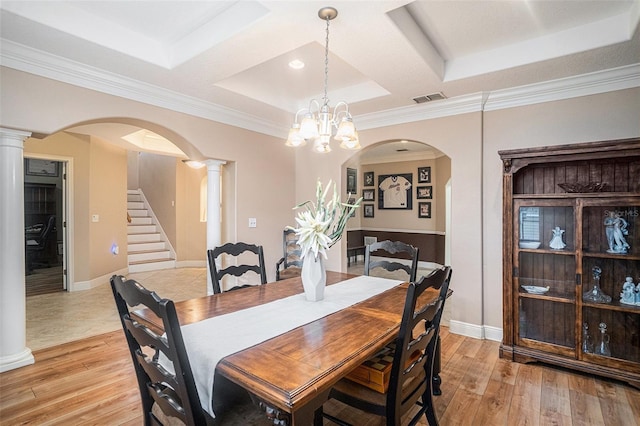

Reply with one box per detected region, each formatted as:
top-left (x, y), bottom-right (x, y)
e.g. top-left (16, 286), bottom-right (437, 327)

top-left (2, 119), bottom-right (229, 369)
top-left (341, 139), bottom-right (451, 271)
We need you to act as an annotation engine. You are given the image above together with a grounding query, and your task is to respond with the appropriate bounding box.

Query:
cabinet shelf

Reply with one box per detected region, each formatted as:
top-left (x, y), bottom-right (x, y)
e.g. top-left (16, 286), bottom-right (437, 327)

top-left (519, 293), bottom-right (574, 303)
top-left (582, 300), bottom-right (640, 314)
top-left (582, 251), bottom-right (640, 261)
top-left (500, 139), bottom-right (640, 389)
top-left (517, 248), bottom-right (576, 256)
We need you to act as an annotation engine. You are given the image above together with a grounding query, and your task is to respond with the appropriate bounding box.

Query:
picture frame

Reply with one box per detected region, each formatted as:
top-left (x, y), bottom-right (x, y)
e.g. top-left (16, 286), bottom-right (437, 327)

top-left (363, 171), bottom-right (374, 187)
top-left (378, 173), bottom-right (413, 210)
top-left (348, 197), bottom-right (356, 218)
top-left (362, 188), bottom-right (375, 201)
top-left (26, 159), bottom-right (59, 177)
top-left (418, 202), bottom-right (432, 218)
top-left (418, 166), bottom-right (431, 183)
top-left (347, 168), bottom-right (357, 194)
top-left (416, 185), bottom-right (432, 199)
top-left (363, 204), bottom-right (374, 218)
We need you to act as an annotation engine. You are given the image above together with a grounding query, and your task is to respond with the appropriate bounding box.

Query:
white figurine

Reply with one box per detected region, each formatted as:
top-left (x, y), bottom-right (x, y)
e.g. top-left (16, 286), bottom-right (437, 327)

top-left (604, 211), bottom-right (630, 254)
top-left (549, 226), bottom-right (566, 250)
top-left (620, 277), bottom-right (636, 305)
top-left (636, 281), bottom-right (640, 305)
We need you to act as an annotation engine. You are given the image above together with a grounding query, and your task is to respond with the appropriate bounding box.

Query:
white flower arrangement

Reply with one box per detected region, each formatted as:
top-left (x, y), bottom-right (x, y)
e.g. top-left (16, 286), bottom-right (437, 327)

top-left (291, 179), bottom-right (362, 260)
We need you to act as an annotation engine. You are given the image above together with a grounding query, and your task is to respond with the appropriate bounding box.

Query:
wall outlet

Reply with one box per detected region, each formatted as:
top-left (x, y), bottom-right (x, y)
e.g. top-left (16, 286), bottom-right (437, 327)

top-left (249, 218), bottom-right (257, 228)
top-left (92, 214), bottom-right (99, 222)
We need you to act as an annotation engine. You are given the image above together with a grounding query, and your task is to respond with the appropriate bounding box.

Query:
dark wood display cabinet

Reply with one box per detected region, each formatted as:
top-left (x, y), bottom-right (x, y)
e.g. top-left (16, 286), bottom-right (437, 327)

top-left (499, 139), bottom-right (640, 388)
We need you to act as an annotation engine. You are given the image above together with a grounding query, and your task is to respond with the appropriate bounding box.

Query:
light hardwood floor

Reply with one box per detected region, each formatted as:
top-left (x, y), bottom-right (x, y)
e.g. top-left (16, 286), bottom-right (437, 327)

top-left (7, 266), bottom-right (640, 425)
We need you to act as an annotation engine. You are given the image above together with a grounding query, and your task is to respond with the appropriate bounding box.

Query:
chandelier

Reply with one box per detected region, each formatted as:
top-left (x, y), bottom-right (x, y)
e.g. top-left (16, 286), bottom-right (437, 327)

top-left (285, 7), bottom-right (360, 153)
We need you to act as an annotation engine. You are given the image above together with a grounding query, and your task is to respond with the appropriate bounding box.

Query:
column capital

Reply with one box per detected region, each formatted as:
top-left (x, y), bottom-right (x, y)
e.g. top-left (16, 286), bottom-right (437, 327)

top-left (0, 127), bottom-right (32, 148)
top-left (204, 159), bottom-right (226, 171)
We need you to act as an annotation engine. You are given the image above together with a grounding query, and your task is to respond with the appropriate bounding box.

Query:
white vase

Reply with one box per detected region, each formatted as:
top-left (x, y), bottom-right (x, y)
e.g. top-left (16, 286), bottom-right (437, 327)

top-left (301, 254), bottom-right (326, 301)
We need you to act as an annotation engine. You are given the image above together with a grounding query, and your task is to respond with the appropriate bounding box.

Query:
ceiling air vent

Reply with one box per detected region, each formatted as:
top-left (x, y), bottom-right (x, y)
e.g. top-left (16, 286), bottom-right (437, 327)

top-left (413, 92), bottom-right (446, 104)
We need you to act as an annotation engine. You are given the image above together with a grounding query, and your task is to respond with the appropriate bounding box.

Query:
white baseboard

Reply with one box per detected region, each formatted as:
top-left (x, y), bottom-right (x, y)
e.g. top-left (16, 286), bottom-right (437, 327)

top-left (484, 325), bottom-right (503, 342)
top-left (175, 260), bottom-right (207, 268)
top-left (70, 267), bottom-right (128, 292)
top-left (448, 320), bottom-right (503, 342)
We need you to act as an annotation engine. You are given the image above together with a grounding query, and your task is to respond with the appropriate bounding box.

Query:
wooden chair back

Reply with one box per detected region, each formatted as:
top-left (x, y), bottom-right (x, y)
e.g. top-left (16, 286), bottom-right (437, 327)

top-left (322, 266), bottom-right (452, 425)
top-left (275, 228), bottom-right (303, 281)
top-left (386, 266), bottom-right (452, 425)
top-left (207, 242), bottom-right (267, 293)
top-left (364, 240), bottom-right (419, 282)
top-left (110, 275), bottom-right (207, 426)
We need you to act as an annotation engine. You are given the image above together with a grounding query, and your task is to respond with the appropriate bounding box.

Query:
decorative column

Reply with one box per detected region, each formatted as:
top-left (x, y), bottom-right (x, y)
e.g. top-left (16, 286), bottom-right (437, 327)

top-left (0, 127), bottom-right (34, 372)
top-left (204, 159), bottom-right (226, 295)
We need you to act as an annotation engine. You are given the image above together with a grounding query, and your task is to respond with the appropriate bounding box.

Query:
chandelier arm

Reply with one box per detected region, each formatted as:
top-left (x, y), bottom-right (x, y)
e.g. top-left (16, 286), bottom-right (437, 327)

top-left (293, 108), bottom-right (308, 124)
top-left (308, 99), bottom-right (321, 115)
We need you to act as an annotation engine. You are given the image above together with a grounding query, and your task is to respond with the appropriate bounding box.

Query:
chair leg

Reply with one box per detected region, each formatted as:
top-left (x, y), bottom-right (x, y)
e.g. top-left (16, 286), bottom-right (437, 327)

top-left (424, 375), bottom-right (439, 426)
top-left (432, 335), bottom-right (442, 396)
top-left (313, 407), bottom-right (324, 426)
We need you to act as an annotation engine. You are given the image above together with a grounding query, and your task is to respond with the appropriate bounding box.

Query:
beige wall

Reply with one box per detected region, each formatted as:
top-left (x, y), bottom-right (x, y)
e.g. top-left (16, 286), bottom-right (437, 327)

top-left (88, 136), bottom-right (128, 278)
top-left (138, 152), bottom-right (178, 247)
top-left (5, 65), bottom-right (640, 335)
top-left (176, 161), bottom-right (207, 262)
top-left (435, 156), bottom-right (451, 231)
top-left (2, 67), bottom-right (296, 285)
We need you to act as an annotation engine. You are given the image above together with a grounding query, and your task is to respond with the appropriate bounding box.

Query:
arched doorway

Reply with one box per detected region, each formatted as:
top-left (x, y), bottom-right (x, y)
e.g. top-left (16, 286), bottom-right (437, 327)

top-left (342, 139), bottom-right (451, 273)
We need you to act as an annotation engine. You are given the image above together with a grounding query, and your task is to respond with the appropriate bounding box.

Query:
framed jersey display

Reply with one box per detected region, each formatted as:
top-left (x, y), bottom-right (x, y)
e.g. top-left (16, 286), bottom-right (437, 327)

top-left (378, 173), bottom-right (412, 210)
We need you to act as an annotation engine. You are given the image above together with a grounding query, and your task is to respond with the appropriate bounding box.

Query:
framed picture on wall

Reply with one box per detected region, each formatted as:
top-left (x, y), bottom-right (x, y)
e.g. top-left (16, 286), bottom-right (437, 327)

top-left (363, 204), bottom-right (374, 218)
top-left (26, 159), bottom-right (59, 177)
top-left (347, 168), bottom-right (357, 194)
top-left (362, 188), bottom-right (375, 201)
top-left (348, 197), bottom-right (356, 217)
top-left (363, 171), bottom-right (374, 187)
top-left (418, 167), bottom-right (431, 183)
top-left (418, 202), bottom-right (432, 218)
top-left (378, 173), bottom-right (412, 210)
top-left (416, 185), bottom-right (432, 199)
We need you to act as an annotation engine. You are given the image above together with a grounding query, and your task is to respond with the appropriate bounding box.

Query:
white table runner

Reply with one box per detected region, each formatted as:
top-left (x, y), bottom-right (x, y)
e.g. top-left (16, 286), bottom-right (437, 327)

top-left (179, 275), bottom-right (402, 417)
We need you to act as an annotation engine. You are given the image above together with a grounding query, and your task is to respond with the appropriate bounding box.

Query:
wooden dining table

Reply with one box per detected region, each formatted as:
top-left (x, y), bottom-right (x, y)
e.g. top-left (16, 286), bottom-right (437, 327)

top-left (133, 271), bottom-right (446, 426)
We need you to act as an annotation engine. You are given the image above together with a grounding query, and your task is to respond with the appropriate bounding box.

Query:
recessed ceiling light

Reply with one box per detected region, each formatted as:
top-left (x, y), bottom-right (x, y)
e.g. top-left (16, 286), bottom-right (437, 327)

top-left (288, 59), bottom-right (305, 70)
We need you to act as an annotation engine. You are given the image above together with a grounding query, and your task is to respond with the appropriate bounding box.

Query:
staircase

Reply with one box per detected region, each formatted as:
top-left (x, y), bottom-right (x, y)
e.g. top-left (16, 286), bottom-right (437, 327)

top-left (127, 190), bottom-right (175, 273)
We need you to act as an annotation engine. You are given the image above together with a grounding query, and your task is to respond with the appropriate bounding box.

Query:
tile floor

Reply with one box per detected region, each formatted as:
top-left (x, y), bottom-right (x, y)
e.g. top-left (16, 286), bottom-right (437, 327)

top-left (26, 261), bottom-right (438, 351)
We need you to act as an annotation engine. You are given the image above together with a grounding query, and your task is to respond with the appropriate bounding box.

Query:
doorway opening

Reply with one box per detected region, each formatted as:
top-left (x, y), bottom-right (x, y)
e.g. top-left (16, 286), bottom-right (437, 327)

top-left (24, 158), bottom-right (66, 296)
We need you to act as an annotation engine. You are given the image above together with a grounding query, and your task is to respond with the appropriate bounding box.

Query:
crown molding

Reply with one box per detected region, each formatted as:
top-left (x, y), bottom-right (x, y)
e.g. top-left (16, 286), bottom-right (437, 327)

top-left (0, 40), bottom-right (285, 138)
top-left (483, 63), bottom-right (640, 111)
top-left (2, 39), bottom-right (639, 137)
top-left (354, 93), bottom-right (487, 131)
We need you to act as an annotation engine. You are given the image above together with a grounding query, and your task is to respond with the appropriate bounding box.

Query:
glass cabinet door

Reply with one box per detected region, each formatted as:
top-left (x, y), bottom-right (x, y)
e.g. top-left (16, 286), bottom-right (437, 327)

top-left (514, 201), bottom-right (576, 357)
top-left (580, 202), bottom-right (640, 368)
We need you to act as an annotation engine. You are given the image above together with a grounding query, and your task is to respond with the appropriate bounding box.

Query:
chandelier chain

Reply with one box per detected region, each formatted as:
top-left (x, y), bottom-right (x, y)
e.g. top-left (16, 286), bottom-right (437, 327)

top-left (323, 15), bottom-right (330, 108)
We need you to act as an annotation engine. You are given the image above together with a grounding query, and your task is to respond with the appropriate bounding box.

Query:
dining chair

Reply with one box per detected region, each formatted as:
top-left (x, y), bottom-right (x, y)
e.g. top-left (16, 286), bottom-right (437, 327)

top-left (275, 228), bottom-right (303, 281)
top-left (110, 274), bottom-right (210, 426)
top-left (207, 242), bottom-right (267, 294)
top-left (364, 240), bottom-right (419, 282)
top-left (318, 266), bottom-right (452, 426)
